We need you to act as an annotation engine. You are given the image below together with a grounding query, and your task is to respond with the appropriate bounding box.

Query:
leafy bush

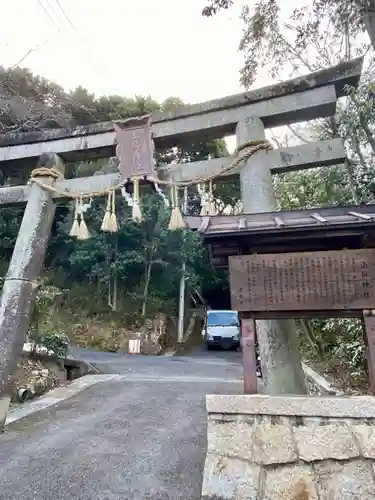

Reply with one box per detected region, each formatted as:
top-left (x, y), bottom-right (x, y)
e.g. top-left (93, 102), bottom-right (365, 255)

top-left (322, 318), bottom-right (366, 383)
top-left (38, 331), bottom-right (69, 358)
top-left (299, 318), bottom-right (367, 391)
top-left (28, 283), bottom-right (68, 357)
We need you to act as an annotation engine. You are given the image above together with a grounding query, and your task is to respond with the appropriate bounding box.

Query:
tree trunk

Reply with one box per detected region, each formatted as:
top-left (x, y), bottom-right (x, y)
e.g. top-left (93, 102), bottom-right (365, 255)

top-left (350, 93), bottom-right (375, 155)
top-left (363, 1), bottom-right (375, 50)
top-left (141, 245), bottom-right (154, 317)
top-left (344, 158), bottom-right (360, 204)
top-left (300, 320), bottom-right (324, 360)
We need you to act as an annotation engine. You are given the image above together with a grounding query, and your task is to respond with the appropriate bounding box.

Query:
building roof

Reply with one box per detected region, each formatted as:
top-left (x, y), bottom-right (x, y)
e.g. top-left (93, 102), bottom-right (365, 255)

top-left (185, 204), bottom-right (375, 237)
top-left (185, 204), bottom-right (375, 267)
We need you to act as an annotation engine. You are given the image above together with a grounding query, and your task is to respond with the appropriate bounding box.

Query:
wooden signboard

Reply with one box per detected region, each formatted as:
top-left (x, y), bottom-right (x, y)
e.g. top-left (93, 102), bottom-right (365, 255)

top-left (229, 249), bottom-right (375, 312)
top-left (113, 115), bottom-right (156, 180)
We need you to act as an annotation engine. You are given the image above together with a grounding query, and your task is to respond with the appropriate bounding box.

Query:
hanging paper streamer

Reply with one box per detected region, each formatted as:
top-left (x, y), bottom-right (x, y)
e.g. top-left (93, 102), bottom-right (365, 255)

top-left (168, 185), bottom-right (186, 230)
top-left (206, 180), bottom-right (217, 215)
top-left (132, 178), bottom-right (142, 223)
top-left (198, 181), bottom-right (217, 216)
top-left (154, 182), bottom-right (170, 208)
top-left (198, 183), bottom-right (209, 216)
top-left (81, 197), bottom-right (93, 213)
top-left (183, 186), bottom-right (188, 214)
top-left (121, 187), bottom-right (134, 207)
top-left (78, 199), bottom-right (91, 240)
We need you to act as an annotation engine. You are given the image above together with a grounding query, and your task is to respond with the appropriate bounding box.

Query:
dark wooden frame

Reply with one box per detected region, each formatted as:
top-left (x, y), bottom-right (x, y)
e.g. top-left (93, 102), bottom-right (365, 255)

top-left (219, 232), bottom-right (375, 396)
top-left (239, 310), bottom-right (375, 396)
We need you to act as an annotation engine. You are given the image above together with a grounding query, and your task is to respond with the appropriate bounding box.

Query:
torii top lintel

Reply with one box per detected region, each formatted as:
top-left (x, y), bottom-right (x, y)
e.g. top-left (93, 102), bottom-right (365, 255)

top-left (0, 57), bottom-right (363, 167)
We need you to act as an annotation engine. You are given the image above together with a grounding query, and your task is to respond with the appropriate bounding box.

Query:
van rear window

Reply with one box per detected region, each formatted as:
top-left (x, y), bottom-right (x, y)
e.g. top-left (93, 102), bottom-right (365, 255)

top-left (207, 311), bottom-right (239, 327)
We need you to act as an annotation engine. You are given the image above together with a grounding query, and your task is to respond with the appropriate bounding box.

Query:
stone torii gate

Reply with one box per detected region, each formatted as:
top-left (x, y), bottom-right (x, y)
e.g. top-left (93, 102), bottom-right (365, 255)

top-left (0, 57), bottom-right (363, 427)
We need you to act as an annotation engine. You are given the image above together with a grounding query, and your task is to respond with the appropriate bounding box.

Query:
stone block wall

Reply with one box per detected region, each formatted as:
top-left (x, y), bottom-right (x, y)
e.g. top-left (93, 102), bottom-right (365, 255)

top-left (202, 395), bottom-right (375, 499)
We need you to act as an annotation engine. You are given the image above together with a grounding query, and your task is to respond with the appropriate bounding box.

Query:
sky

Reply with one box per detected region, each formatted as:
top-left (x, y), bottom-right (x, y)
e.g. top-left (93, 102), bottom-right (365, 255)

top-left (0, 0), bottom-right (300, 102)
top-left (0, 0), bottom-right (300, 151)
top-left (1, 0), bottom-right (247, 103)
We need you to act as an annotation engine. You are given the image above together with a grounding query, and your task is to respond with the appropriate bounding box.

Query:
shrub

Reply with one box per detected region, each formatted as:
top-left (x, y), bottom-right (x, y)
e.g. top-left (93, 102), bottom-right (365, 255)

top-left (38, 331), bottom-right (69, 358)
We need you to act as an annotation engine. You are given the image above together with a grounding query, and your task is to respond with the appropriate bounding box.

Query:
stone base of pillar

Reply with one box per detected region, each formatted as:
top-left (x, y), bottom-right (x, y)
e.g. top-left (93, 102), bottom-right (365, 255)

top-left (202, 394), bottom-right (375, 499)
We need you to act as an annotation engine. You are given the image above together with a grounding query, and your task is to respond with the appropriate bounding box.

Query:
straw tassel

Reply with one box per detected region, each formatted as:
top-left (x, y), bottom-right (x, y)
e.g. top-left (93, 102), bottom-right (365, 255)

top-left (199, 181), bottom-right (217, 216)
top-left (108, 189), bottom-right (118, 232)
top-left (70, 197), bottom-right (91, 240)
top-left (77, 214), bottom-right (90, 240)
top-left (168, 185), bottom-right (186, 230)
top-left (76, 197), bottom-right (90, 240)
top-left (132, 178), bottom-right (143, 223)
top-left (101, 191), bottom-right (112, 232)
top-left (69, 199), bottom-right (80, 237)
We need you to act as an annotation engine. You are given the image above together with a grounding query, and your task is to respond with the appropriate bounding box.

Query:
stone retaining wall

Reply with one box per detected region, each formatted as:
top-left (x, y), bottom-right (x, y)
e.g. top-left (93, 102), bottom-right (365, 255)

top-left (202, 395), bottom-right (375, 499)
top-left (303, 363), bottom-right (340, 395)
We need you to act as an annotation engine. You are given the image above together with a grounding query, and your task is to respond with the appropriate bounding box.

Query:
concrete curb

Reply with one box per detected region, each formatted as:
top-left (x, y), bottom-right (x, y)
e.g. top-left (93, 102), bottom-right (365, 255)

top-left (5, 374), bottom-right (120, 426)
top-left (5, 372), bottom-right (243, 427)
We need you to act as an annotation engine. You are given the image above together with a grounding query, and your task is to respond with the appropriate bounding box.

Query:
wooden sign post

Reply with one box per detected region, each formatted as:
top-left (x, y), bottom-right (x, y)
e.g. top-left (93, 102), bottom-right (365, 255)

top-left (229, 249), bottom-right (375, 395)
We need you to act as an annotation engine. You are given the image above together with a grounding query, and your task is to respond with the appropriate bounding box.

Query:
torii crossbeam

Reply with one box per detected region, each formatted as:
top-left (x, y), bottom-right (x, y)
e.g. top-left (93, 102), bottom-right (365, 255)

top-left (0, 57), bottom-right (363, 427)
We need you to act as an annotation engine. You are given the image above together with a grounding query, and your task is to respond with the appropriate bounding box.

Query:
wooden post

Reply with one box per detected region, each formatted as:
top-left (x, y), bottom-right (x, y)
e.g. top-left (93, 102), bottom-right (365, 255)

top-left (0, 153), bottom-right (64, 429)
top-left (177, 261), bottom-right (186, 344)
top-left (362, 312), bottom-right (375, 394)
top-left (236, 117), bottom-right (307, 395)
top-left (240, 315), bottom-right (258, 394)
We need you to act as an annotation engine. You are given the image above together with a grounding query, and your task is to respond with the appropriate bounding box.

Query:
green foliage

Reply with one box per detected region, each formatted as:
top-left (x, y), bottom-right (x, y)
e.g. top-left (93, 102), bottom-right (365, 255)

top-left (299, 318), bottom-right (367, 389)
top-left (0, 66), bottom-right (229, 342)
top-left (322, 319), bottom-right (365, 381)
top-left (49, 190), bottom-right (222, 320)
top-left (274, 166), bottom-right (354, 210)
top-left (38, 331), bottom-right (69, 359)
top-left (202, 0), bottom-right (234, 17)
top-left (28, 284), bottom-right (68, 358)
top-left (202, 0), bottom-right (373, 87)
top-left (0, 207), bottom-right (24, 264)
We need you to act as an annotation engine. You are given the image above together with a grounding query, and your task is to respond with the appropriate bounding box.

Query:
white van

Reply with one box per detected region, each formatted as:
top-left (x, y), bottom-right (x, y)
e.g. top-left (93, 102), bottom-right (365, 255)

top-left (202, 310), bottom-right (240, 350)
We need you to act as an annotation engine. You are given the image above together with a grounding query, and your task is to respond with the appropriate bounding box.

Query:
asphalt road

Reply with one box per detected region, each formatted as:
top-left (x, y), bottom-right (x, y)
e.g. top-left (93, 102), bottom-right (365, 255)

top-left (0, 345), bottom-right (243, 500)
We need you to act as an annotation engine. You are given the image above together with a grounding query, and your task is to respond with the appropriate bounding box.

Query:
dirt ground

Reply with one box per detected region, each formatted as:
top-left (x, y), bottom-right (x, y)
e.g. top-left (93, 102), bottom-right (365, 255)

top-left (10, 356), bottom-right (69, 405)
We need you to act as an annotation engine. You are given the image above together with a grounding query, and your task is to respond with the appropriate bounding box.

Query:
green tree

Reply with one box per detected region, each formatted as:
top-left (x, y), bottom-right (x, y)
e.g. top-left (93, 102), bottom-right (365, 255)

top-left (0, 66), bottom-right (230, 345)
top-left (202, 0), bottom-right (374, 87)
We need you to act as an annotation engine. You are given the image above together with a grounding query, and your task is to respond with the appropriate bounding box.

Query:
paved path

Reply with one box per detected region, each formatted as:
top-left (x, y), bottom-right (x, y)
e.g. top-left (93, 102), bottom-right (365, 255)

top-left (0, 345), bottom-right (243, 500)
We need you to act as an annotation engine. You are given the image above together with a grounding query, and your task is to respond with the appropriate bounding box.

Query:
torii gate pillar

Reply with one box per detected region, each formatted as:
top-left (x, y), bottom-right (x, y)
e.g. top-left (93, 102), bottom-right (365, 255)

top-left (0, 153), bottom-right (65, 429)
top-left (236, 117), bottom-right (307, 394)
